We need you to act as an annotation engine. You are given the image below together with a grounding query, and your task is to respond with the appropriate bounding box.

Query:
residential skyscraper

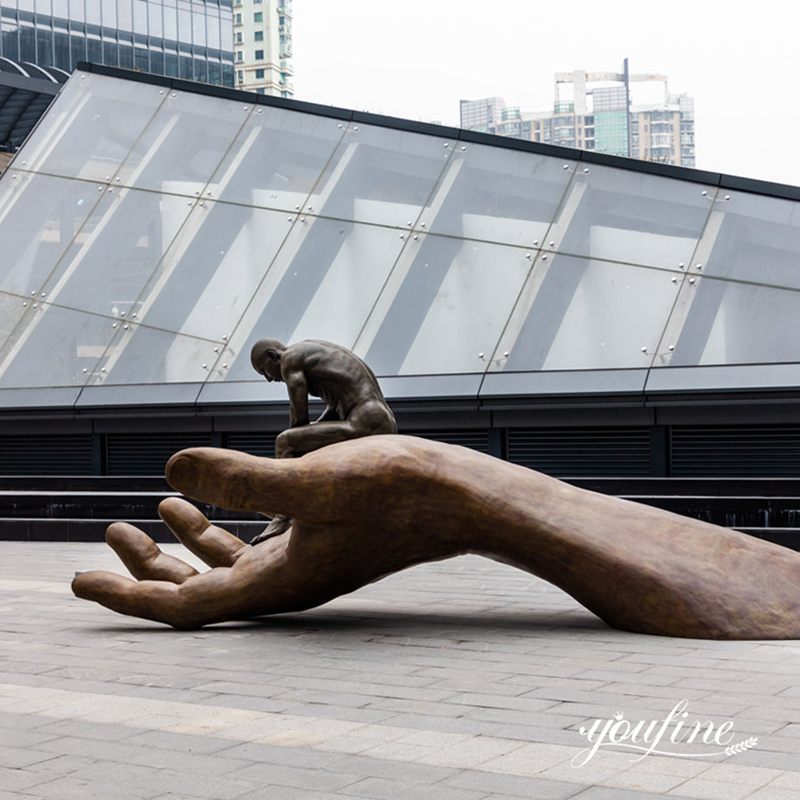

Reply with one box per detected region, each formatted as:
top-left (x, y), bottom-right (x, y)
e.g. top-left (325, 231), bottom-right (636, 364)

top-left (460, 66), bottom-right (695, 168)
top-left (233, 0), bottom-right (292, 96)
top-left (0, 0), bottom-right (234, 86)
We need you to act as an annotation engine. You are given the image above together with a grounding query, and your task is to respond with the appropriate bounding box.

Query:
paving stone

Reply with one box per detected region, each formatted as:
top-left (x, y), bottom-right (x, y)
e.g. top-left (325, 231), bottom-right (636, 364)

top-left (5, 544), bottom-right (800, 800)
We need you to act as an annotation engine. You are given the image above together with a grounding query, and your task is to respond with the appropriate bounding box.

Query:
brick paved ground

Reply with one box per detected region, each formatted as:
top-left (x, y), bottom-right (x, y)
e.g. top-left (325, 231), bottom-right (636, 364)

top-left (1, 541), bottom-right (800, 799)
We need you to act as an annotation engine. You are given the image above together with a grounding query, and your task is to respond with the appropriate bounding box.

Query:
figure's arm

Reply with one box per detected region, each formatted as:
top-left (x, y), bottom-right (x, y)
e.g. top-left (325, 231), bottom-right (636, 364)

top-left (284, 369), bottom-right (310, 428)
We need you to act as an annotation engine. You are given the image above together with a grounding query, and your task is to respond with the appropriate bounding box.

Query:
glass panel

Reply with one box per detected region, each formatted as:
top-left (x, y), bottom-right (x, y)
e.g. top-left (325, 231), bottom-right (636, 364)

top-left (361, 234), bottom-right (533, 376)
top-left (113, 88), bottom-right (250, 196)
top-left (307, 123), bottom-right (451, 228)
top-left (0, 303), bottom-right (117, 388)
top-left (550, 164), bottom-right (715, 270)
top-left (208, 105), bottom-right (345, 212)
top-left (134, 202), bottom-right (292, 340)
top-left (212, 218), bottom-right (408, 382)
top-left (0, 291), bottom-right (30, 351)
top-left (12, 72), bottom-right (164, 182)
top-left (39, 188), bottom-right (194, 319)
top-left (420, 145), bottom-right (575, 247)
top-left (92, 323), bottom-right (221, 384)
top-left (698, 191), bottom-right (800, 290)
top-left (0, 172), bottom-right (103, 296)
top-left (494, 254), bottom-right (681, 371)
top-left (660, 277), bottom-right (800, 367)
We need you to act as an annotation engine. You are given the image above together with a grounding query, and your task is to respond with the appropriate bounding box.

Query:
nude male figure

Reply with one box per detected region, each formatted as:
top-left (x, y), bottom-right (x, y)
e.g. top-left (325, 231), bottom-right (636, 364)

top-left (249, 338), bottom-right (397, 544)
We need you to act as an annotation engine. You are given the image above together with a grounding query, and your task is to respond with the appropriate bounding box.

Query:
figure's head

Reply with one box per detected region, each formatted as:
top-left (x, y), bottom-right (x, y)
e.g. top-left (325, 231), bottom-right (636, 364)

top-left (251, 339), bottom-right (286, 382)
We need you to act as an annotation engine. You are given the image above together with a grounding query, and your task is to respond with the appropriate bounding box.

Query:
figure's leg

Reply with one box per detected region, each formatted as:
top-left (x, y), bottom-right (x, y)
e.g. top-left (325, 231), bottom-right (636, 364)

top-left (276, 421), bottom-right (360, 458)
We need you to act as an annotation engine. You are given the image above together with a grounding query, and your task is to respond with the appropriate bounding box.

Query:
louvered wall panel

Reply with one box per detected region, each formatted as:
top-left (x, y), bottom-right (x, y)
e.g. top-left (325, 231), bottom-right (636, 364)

top-left (0, 435), bottom-right (93, 475)
top-left (507, 427), bottom-right (652, 477)
top-left (106, 433), bottom-right (214, 476)
top-left (402, 430), bottom-right (490, 453)
top-left (672, 427), bottom-right (800, 477)
top-left (224, 433), bottom-right (276, 458)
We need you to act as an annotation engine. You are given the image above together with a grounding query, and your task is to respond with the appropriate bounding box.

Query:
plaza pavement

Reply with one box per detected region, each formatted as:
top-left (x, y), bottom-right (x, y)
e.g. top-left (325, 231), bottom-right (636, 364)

top-left (1, 541), bottom-right (800, 799)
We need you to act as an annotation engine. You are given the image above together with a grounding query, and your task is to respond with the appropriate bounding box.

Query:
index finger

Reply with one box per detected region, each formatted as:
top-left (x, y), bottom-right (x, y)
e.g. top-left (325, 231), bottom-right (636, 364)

top-left (165, 447), bottom-right (342, 524)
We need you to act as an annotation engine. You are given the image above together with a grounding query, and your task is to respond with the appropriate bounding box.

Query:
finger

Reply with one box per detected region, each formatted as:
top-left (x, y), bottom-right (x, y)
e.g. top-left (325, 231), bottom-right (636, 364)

top-left (71, 571), bottom-right (190, 627)
top-left (158, 497), bottom-right (248, 568)
top-left (165, 447), bottom-right (340, 523)
top-left (106, 522), bottom-right (198, 583)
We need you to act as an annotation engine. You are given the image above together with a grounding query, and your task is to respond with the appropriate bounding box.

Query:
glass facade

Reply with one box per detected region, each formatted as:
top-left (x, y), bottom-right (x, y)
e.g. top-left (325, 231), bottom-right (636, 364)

top-left (0, 0), bottom-right (233, 86)
top-left (0, 68), bottom-right (798, 409)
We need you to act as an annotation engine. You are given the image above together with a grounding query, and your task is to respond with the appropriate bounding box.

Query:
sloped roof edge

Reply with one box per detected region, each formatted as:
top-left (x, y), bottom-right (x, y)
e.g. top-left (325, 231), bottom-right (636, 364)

top-left (76, 61), bottom-right (800, 203)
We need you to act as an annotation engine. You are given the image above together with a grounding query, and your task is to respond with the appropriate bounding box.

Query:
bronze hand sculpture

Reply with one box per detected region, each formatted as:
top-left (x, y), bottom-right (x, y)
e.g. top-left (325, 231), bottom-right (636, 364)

top-left (249, 338), bottom-right (396, 543)
top-left (72, 435), bottom-right (800, 639)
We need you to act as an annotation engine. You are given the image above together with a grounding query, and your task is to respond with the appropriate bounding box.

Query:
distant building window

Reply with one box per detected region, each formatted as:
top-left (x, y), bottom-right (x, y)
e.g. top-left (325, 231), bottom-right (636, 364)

top-left (253, 12), bottom-right (263, 22)
top-left (257, 88), bottom-right (266, 94)
top-left (234, 12), bottom-right (241, 24)
top-left (255, 68), bottom-right (265, 79)
top-left (254, 49), bottom-right (264, 60)
top-left (236, 50), bottom-right (243, 62)
top-left (254, 30), bottom-right (263, 41)
top-left (234, 32), bottom-right (242, 43)
top-left (237, 70), bottom-right (243, 83)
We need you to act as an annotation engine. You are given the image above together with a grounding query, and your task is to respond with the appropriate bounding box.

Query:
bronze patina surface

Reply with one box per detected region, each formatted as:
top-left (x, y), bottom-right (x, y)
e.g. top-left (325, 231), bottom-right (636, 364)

top-left (248, 338), bottom-right (396, 543)
top-left (72, 435), bottom-right (800, 639)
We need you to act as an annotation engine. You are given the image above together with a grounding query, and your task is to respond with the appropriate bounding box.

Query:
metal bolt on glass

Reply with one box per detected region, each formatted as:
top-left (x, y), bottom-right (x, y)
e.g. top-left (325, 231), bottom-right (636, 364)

top-left (443, 143), bottom-right (449, 148)
top-left (412, 235), bottom-right (419, 240)
top-left (671, 277), bottom-right (678, 283)
top-left (353, 126), bottom-right (359, 131)
top-left (701, 190), bottom-right (708, 196)
top-left (695, 264), bottom-right (703, 270)
top-left (679, 262), bottom-right (685, 268)
top-left (689, 277), bottom-right (696, 284)
top-left (460, 146), bottom-right (467, 151)
top-left (202, 364), bottom-right (207, 369)
top-left (503, 351), bottom-right (509, 357)
top-left (563, 164), bottom-right (569, 169)
top-left (668, 345), bottom-right (675, 351)
top-left (724, 195), bottom-right (731, 200)
top-left (542, 255), bottom-right (548, 261)
top-left (641, 346), bottom-right (647, 353)
top-left (525, 253), bottom-right (532, 260)
top-left (583, 168), bottom-right (590, 173)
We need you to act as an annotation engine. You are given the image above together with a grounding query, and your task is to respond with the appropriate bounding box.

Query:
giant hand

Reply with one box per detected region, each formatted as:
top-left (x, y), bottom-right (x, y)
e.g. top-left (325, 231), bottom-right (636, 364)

top-left (72, 435), bottom-right (800, 639)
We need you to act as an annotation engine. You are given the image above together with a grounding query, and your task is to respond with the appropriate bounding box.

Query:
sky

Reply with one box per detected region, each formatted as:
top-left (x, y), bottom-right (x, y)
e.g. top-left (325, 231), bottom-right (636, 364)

top-left (292, 0), bottom-right (800, 186)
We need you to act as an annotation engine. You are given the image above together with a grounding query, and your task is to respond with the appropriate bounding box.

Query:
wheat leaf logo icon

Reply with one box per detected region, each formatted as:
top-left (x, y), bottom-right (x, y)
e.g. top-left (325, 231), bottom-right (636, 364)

top-left (725, 737), bottom-right (758, 756)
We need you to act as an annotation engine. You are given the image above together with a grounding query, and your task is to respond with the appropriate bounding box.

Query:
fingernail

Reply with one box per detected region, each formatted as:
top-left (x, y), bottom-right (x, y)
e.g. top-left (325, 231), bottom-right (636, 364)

top-left (166, 454), bottom-right (200, 491)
